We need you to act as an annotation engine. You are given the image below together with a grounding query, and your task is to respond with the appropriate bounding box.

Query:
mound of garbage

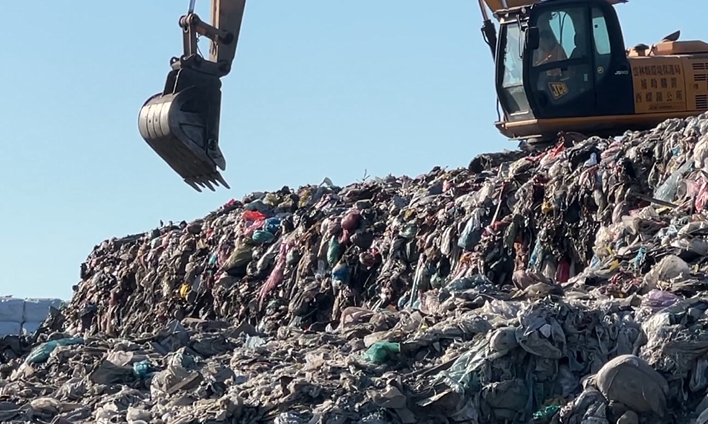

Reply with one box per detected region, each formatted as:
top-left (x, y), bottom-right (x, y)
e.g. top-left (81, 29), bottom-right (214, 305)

top-left (5, 115), bottom-right (708, 423)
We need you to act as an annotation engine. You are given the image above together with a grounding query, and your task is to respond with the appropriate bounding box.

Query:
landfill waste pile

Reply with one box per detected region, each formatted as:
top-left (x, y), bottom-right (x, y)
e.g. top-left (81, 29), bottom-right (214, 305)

top-left (0, 298), bottom-right (64, 337)
top-left (7, 115), bottom-right (708, 423)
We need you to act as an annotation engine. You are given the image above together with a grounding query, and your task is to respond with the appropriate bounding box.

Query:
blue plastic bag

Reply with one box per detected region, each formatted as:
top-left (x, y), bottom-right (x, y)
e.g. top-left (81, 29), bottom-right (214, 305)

top-left (263, 218), bottom-right (281, 234)
top-left (332, 262), bottom-right (349, 284)
top-left (133, 360), bottom-right (157, 379)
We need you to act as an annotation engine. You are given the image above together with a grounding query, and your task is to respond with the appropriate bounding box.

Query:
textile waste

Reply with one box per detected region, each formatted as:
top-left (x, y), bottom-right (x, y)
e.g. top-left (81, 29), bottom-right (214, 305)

top-left (7, 115), bottom-right (708, 422)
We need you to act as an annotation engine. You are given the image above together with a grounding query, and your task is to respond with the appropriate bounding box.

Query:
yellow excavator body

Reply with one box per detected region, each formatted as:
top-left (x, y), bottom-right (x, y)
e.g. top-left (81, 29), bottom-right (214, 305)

top-left (486, 0), bottom-right (708, 142)
top-left (497, 40), bottom-right (708, 140)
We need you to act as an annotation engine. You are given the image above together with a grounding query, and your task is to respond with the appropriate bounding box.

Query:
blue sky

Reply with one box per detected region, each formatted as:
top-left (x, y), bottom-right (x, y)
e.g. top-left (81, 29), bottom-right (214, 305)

top-left (0, 0), bottom-right (702, 299)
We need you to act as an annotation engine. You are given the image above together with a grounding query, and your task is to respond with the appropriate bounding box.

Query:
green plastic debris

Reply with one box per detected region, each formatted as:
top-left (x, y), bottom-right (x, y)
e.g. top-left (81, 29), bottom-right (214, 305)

top-left (252, 230), bottom-right (275, 244)
top-left (533, 405), bottom-right (561, 420)
top-left (362, 341), bottom-right (400, 364)
top-left (327, 236), bottom-right (341, 266)
top-left (26, 337), bottom-right (84, 364)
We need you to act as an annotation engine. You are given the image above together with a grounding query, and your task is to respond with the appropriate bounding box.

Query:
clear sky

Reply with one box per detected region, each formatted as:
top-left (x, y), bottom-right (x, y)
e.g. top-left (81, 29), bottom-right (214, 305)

top-left (0, 0), bottom-right (702, 300)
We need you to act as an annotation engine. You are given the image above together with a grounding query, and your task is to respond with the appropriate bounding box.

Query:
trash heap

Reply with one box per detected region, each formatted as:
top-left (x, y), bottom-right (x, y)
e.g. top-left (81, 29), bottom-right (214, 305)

top-left (5, 114), bottom-right (708, 423)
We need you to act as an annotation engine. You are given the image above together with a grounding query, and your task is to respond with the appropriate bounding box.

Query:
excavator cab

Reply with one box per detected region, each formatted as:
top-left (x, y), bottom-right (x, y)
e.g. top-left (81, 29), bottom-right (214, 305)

top-left (492, 0), bottom-right (634, 140)
top-left (486, 0), bottom-right (708, 142)
top-left (138, 0), bottom-right (246, 192)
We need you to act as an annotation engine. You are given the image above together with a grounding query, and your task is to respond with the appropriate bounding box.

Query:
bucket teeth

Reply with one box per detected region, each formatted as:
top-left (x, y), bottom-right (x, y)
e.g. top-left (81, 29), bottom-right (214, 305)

top-left (183, 173), bottom-right (229, 193)
top-left (215, 173), bottom-right (231, 189)
top-left (184, 179), bottom-right (203, 192)
top-left (201, 177), bottom-right (216, 192)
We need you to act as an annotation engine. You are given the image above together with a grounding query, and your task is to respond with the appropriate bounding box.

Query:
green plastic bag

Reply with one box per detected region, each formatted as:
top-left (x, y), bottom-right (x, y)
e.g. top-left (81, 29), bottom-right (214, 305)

top-left (26, 337), bottom-right (84, 364)
top-left (362, 341), bottom-right (400, 364)
top-left (327, 236), bottom-right (341, 266)
top-left (252, 230), bottom-right (275, 244)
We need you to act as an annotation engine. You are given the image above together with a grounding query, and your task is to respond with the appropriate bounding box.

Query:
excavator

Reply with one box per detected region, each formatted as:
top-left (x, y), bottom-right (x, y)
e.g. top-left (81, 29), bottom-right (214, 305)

top-left (138, 0), bottom-right (708, 192)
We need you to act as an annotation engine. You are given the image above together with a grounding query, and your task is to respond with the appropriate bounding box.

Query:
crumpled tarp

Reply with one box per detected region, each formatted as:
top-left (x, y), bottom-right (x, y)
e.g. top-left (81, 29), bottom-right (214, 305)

top-left (6, 114), bottom-right (708, 422)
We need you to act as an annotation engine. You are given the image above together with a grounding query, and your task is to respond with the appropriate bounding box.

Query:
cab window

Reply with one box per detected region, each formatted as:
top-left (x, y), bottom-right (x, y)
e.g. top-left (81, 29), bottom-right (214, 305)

top-left (533, 9), bottom-right (585, 67)
top-left (592, 10), bottom-right (611, 55)
top-left (499, 22), bottom-right (530, 115)
top-left (530, 7), bottom-right (592, 107)
top-left (502, 23), bottom-right (523, 87)
top-left (591, 7), bottom-right (612, 83)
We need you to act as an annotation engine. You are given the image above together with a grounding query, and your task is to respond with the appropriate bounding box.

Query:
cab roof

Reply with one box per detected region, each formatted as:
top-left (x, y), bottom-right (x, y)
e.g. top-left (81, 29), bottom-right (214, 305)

top-left (482, 0), bottom-right (627, 15)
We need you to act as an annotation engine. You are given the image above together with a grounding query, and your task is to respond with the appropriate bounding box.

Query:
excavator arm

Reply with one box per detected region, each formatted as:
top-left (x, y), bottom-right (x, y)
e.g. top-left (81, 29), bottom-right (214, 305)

top-left (138, 0), bottom-right (247, 192)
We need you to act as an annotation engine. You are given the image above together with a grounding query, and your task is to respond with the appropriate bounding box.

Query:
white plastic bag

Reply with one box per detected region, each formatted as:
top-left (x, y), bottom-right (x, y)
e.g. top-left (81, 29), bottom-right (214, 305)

top-left (644, 255), bottom-right (690, 287)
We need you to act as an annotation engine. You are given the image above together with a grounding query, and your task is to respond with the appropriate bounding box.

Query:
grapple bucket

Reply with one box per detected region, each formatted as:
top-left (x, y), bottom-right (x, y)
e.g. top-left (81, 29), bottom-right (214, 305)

top-left (138, 68), bottom-right (230, 192)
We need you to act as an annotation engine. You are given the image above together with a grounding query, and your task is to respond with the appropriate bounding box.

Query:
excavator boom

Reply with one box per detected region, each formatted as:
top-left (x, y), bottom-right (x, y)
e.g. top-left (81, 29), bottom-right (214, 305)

top-left (138, 0), bottom-right (246, 192)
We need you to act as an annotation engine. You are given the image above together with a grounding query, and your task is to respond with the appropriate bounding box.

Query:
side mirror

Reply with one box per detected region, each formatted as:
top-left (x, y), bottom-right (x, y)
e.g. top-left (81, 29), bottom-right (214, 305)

top-left (526, 27), bottom-right (540, 50)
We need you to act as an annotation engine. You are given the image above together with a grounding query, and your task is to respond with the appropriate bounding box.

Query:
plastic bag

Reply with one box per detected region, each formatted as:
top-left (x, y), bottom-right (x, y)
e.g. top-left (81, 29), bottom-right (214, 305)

top-left (457, 210), bottom-right (483, 250)
top-left (595, 354), bottom-right (668, 416)
top-left (642, 289), bottom-right (680, 309)
top-left (252, 230), bottom-right (275, 244)
top-left (533, 405), bottom-right (561, 420)
top-left (654, 161), bottom-right (692, 202)
top-left (361, 341), bottom-right (400, 364)
top-left (26, 337), bottom-right (84, 364)
top-left (593, 223), bottom-right (622, 259)
top-left (274, 412), bottom-right (311, 424)
top-left (242, 219), bottom-right (265, 237)
top-left (332, 262), bottom-right (349, 285)
top-left (327, 236), bottom-right (341, 266)
top-left (263, 217), bottom-right (281, 234)
top-left (400, 223), bottom-right (418, 239)
top-left (242, 210), bottom-right (266, 222)
top-left (693, 134), bottom-right (708, 170)
top-left (30, 397), bottom-right (63, 414)
top-left (644, 255), bottom-right (690, 287)
top-left (527, 239), bottom-right (545, 272)
top-left (133, 360), bottom-right (156, 379)
top-left (341, 210), bottom-right (361, 232)
top-left (446, 275), bottom-right (493, 293)
top-left (222, 244), bottom-right (253, 271)
top-left (438, 337), bottom-right (490, 392)
top-left (286, 248), bottom-right (301, 266)
top-left (264, 192), bottom-right (280, 207)
top-left (696, 183), bottom-right (708, 211)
